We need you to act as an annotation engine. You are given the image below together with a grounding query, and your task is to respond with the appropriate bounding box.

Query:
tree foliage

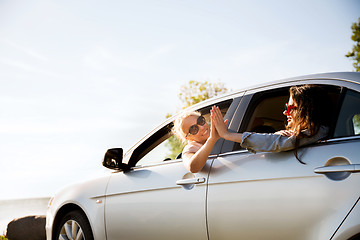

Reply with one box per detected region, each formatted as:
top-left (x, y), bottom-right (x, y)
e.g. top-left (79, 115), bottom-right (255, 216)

top-left (165, 112), bottom-right (186, 160)
top-left (354, 114), bottom-right (360, 134)
top-left (346, 18), bottom-right (360, 72)
top-left (165, 80), bottom-right (229, 159)
top-left (179, 81), bottom-right (229, 108)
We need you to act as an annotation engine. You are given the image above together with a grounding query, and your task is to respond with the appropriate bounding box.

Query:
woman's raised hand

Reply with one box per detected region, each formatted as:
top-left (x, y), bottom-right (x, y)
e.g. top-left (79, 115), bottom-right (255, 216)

top-left (211, 106), bottom-right (229, 138)
top-left (209, 116), bottom-right (220, 141)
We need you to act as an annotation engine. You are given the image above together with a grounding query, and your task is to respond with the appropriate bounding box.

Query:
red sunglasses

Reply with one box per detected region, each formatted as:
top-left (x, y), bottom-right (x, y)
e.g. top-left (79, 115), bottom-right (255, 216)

top-left (284, 103), bottom-right (296, 115)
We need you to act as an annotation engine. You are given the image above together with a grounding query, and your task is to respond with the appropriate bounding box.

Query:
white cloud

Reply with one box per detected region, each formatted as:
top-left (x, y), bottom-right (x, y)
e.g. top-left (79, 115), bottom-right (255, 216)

top-left (82, 43), bottom-right (178, 73)
top-left (0, 57), bottom-right (59, 78)
top-left (0, 38), bottom-right (48, 62)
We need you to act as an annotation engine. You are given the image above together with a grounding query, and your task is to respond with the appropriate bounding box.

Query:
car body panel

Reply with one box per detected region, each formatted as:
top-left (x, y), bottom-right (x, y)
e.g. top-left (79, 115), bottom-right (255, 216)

top-left (207, 139), bottom-right (360, 240)
top-left (46, 175), bottom-right (110, 240)
top-left (332, 196), bottom-right (360, 240)
top-left (105, 160), bottom-right (211, 240)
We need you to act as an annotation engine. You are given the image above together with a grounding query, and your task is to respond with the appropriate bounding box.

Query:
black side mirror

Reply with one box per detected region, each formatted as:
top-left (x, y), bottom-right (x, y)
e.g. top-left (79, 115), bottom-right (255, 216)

top-left (103, 148), bottom-right (131, 171)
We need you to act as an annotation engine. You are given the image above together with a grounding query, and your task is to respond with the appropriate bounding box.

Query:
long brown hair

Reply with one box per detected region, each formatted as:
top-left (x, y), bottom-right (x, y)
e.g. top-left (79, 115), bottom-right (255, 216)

top-left (288, 84), bottom-right (331, 163)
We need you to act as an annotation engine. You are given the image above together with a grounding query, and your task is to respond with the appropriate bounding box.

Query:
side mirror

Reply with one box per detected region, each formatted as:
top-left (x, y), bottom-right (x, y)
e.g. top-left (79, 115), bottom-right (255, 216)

top-left (103, 148), bottom-right (131, 171)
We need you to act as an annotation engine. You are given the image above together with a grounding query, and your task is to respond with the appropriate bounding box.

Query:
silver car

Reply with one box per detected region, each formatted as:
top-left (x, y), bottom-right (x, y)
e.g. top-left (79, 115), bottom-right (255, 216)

top-left (46, 72), bottom-right (360, 240)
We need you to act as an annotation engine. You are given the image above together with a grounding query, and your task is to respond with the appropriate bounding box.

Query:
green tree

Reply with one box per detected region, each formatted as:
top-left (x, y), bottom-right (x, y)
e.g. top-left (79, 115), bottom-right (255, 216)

top-left (0, 234), bottom-right (8, 240)
top-left (179, 80), bottom-right (229, 107)
top-left (165, 113), bottom-right (186, 160)
top-left (346, 18), bottom-right (360, 72)
top-left (354, 114), bottom-right (360, 134)
top-left (165, 80), bottom-right (229, 159)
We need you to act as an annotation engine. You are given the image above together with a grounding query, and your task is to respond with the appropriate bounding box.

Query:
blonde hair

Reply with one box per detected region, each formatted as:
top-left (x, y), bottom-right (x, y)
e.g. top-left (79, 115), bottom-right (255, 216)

top-left (172, 111), bottom-right (201, 144)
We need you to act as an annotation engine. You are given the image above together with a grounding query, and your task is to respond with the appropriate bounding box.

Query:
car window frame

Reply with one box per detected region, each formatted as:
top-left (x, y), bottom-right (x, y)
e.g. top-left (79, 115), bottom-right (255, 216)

top-left (127, 98), bottom-right (237, 168)
top-left (219, 83), bottom-right (347, 155)
top-left (333, 88), bottom-right (360, 136)
top-left (123, 80), bottom-right (360, 168)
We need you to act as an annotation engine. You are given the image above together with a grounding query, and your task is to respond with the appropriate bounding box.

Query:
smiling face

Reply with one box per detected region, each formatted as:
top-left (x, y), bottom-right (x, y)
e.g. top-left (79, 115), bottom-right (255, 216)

top-left (182, 115), bottom-right (210, 144)
top-left (283, 95), bottom-right (298, 129)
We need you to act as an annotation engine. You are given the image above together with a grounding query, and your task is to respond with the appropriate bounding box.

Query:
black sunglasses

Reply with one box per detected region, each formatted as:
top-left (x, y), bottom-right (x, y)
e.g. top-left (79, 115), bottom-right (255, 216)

top-left (186, 116), bottom-right (206, 137)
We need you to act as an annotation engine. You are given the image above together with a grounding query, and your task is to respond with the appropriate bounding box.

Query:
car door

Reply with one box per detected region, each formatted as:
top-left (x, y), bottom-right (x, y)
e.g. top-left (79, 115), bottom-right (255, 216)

top-left (104, 99), bottom-right (236, 240)
top-left (105, 159), bottom-right (210, 240)
top-left (207, 85), bottom-right (360, 240)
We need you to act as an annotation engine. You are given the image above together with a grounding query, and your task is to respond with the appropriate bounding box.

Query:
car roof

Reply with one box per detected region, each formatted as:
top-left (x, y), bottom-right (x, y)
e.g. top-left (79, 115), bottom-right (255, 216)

top-left (267, 72), bottom-right (360, 87)
top-left (183, 71), bottom-right (360, 110)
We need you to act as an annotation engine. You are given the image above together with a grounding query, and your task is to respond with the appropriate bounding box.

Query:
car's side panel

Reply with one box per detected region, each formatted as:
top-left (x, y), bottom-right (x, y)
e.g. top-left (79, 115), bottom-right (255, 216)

top-left (105, 160), bottom-right (210, 240)
top-left (46, 175), bottom-right (110, 240)
top-left (207, 138), bottom-right (360, 240)
top-left (332, 196), bottom-right (360, 240)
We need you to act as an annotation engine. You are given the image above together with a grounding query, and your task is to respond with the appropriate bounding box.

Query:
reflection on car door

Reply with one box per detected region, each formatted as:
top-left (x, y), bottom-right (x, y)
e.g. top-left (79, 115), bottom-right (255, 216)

top-left (105, 160), bottom-right (211, 240)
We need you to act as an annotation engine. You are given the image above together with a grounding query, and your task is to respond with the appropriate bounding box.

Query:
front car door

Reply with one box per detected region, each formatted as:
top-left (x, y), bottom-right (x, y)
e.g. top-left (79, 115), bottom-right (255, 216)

top-left (105, 159), bottom-right (210, 240)
top-left (104, 99), bottom-right (235, 240)
top-left (207, 79), bottom-right (360, 240)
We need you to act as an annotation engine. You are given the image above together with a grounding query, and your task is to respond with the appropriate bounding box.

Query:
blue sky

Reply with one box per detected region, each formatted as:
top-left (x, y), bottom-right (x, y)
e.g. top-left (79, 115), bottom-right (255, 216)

top-left (0, 0), bottom-right (359, 199)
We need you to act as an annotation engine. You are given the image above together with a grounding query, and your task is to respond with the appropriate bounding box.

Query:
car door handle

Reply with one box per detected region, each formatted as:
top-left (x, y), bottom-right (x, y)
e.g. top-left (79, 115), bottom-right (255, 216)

top-left (314, 164), bottom-right (360, 174)
top-left (176, 177), bottom-right (206, 185)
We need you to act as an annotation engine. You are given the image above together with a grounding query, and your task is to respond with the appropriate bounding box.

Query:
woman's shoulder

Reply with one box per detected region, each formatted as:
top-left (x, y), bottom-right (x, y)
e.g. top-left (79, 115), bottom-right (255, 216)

top-left (301, 125), bottom-right (329, 137)
top-left (183, 141), bottom-right (203, 154)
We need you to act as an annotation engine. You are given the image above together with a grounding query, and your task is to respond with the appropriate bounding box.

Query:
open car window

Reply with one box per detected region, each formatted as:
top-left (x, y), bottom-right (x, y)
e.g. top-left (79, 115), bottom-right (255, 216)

top-left (334, 89), bottom-right (360, 138)
top-left (132, 99), bottom-right (233, 167)
top-left (232, 85), bottom-right (341, 152)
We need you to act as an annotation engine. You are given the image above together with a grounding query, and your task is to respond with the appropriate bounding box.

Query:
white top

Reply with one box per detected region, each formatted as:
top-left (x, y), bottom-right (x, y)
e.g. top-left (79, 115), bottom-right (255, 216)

top-left (181, 141), bottom-right (204, 163)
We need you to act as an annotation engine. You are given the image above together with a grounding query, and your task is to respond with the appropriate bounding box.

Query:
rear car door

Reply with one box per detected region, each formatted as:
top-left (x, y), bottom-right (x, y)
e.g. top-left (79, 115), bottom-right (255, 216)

top-left (207, 83), bottom-right (360, 240)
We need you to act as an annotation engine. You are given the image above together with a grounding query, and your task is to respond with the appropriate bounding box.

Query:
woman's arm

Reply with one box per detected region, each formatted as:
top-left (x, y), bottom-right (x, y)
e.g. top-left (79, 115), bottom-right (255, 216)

top-left (211, 105), bottom-right (294, 153)
top-left (182, 136), bottom-right (218, 173)
top-left (183, 115), bottom-right (227, 173)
